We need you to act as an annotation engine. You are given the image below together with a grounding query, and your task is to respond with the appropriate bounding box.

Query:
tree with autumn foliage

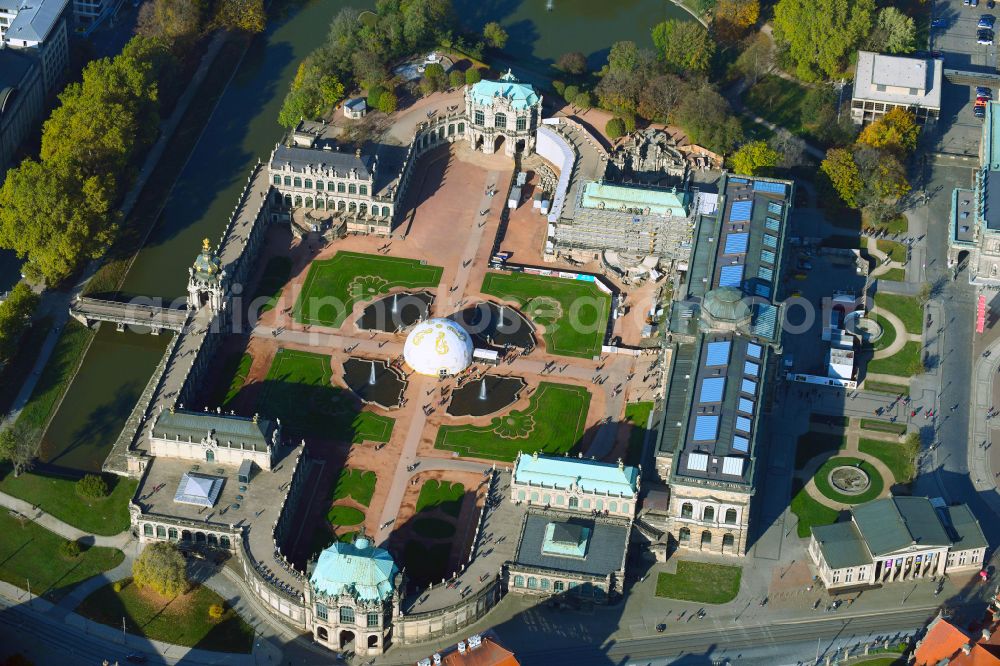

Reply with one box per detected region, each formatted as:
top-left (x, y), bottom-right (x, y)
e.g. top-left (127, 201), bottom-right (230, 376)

top-left (214, 0), bottom-right (265, 33)
top-left (278, 56), bottom-right (345, 127)
top-left (730, 140), bottom-right (782, 176)
top-left (714, 0), bottom-right (760, 43)
top-left (857, 107), bottom-right (919, 155)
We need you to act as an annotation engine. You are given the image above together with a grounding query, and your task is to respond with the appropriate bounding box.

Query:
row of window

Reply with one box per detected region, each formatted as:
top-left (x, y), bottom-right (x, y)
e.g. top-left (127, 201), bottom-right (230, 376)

top-left (511, 576), bottom-right (603, 597)
top-left (315, 604), bottom-right (380, 627)
top-left (514, 489), bottom-right (628, 513)
top-left (831, 566), bottom-right (869, 584)
top-left (282, 194), bottom-right (390, 218)
top-left (142, 523), bottom-right (231, 548)
top-left (678, 529), bottom-right (736, 549)
top-left (680, 503), bottom-right (738, 524)
top-left (472, 111), bottom-right (528, 131)
top-left (273, 176), bottom-right (370, 195)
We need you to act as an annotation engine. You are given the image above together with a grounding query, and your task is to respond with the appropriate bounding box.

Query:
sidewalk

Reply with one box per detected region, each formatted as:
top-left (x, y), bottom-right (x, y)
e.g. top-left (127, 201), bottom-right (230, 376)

top-left (0, 489), bottom-right (130, 548)
top-left (798, 420), bottom-right (899, 510)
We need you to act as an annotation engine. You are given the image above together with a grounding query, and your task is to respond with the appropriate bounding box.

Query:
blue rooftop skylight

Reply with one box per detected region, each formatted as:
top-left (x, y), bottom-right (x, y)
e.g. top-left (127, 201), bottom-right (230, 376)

top-left (700, 377), bottom-right (726, 403)
top-left (730, 200), bottom-right (753, 222)
top-left (724, 233), bottom-right (749, 255)
top-left (693, 415), bottom-right (720, 441)
top-left (719, 265), bottom-right (744, 287)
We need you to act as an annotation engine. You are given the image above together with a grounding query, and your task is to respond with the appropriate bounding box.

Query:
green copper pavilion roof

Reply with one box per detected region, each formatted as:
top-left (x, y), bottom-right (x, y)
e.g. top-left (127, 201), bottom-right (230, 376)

top-left (310, 536), bottom-right (398, 603)
top-left (514, 452), bottom-right (638, 497)
top-left (581, 182), bottom-right (691, 217)
top-left (470, 70), bottom-right (539, 110)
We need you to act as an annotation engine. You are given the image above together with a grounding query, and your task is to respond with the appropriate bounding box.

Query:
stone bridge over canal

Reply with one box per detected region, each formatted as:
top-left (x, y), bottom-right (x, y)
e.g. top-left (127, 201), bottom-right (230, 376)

top-left (69, 296), bottom-right (190, 334)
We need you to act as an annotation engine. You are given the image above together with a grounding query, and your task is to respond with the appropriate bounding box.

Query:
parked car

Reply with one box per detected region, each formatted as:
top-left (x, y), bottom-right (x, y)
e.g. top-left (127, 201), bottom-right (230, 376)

top-left (973, 0), bottom-right (981, 8)
top-left (977, 96), bottom-right (990, 107)
top-left (978, 86), bottom-right (993, 98)
top-left (978, 28), bottom-right (994, 44)
top-left (991, 0), bottom-right (997, 11)
top-left (980, 14), bottom-right (996, 27)
top-left (932, 18), bottom-right (948, 27)
top-left (931, 50), bottom-right (944, 58)
top-left (976, 105), bottom-right (988, 119)
top-left (966, 0), bottom-right (973, 6)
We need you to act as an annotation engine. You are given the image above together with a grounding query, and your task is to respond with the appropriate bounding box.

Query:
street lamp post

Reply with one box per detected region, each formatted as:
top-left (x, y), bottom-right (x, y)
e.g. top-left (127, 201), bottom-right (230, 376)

top-left (122, 616), bottom-right (127, 644)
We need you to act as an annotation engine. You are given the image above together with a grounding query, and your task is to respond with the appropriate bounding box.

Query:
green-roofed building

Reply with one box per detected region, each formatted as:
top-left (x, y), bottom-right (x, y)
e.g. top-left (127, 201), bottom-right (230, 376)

top-left (808, 496), bottom-right (987, 591)
top-left (581, 182), bottom-right (691, 218)
top-left (464, 69), bottom-right (542, 157)
top-left (149, 408), bottom-right (280, 470)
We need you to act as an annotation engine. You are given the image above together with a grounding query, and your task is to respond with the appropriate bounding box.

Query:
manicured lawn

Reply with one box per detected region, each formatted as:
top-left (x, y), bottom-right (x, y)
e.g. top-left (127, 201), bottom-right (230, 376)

top-left (0, 317), bottom-right (53, 418)
top-left (874, 293), bottom-right (923, 335)
top-left (624, 401), bottom-right (654, 466)
top-left (481, 271), bottom-right (611, 358)
top-left (435, 382), bottom-right (591, 461)
top-left (868, 341), bottom-right (923, 378)
top-left (0, 511), bottom-right (123, 601)
top-left (77, 579), bottom-right (253, 653)
top-left (257, 348), bottom-right (394, 442)
top-left (879, 268), bottom-right (906, 283)
top-left (655, 561), bottom-right (742, 604)
top-left (332, 468), bottom-right (376, 507)
top-left (742, 75), bottom-right (808, 136)
top-left (790, 479), bottom-right (840, 538)
top-left (864, 380), bottom-right (909, 397)
top-left (252, 256), bottom-right (292, 314)
top-left (327, 505), bottom-right (365, 526)
top-left (416, 480), bottom-right (465, 517)
top-left (876, 240), bottom-right (908, 264)
top-left (872, 314), bottom-right (897, 352)
top-left (859, 437), bottom-right (918, 484)
top-left (293, 252), bottom-right (443, 328)
top-left (0, 468), bottom-right (135, 535)
top-left (14, 320), bottom-right (94, 433)
top-left (794, 432), bottom-right (846, 469)
top-left (813, 456), bottom-right (885, 504)
top-left (859, 419), bottom-right (907, 435)
top-left (212, 352), bottom-right (252, 407)
top-left (413, 517), bottom-right (456, 538)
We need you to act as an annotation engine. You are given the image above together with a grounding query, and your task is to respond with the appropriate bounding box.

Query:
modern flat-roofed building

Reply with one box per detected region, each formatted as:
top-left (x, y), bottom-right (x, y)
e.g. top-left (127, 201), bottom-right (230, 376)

top-left (72, 0), bottom-right (112, 28)
top-left (655, 174), bottom-right (793, 556)
top-left (808, 496), bottom-right (987, 590)
top-left (0, 48), bottom-right (44, 177)
top-left (1, 0), bottom-right (70, 95)
top-left (851, 51), bottom-right (942, 125)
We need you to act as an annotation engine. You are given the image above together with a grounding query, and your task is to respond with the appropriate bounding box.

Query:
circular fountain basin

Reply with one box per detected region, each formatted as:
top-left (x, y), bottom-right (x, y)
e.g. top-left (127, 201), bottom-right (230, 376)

top-left (343, 357), bottom-right (408, 409)
top-left (828, 465), bottom-right (871, 496)
top-left (447, 375), bottom-right (526, 417)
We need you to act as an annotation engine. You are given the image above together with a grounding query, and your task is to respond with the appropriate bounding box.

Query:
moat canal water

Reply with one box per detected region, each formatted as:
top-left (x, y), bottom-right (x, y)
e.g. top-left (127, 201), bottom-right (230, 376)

top-left (40, 0), bottom-right (685, 472)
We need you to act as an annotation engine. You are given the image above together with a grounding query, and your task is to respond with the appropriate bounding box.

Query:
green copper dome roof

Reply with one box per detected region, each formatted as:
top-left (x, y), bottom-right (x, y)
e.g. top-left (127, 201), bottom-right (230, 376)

top-left (310, 536), bottom-right (398, 603)
top-left (702, 287), bottom-right (751, 322)
top-left (192, 238), bottom-right (222, 280)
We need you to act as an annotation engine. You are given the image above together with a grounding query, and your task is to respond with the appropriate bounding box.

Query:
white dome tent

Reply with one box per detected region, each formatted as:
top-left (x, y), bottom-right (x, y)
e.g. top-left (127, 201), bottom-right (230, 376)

top-left (403, 318), bottom-right (473, 377)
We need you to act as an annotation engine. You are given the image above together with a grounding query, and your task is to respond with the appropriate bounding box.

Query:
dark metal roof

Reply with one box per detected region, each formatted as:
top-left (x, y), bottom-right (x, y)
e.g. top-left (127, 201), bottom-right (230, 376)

top-left (852, 497), bottom-right (952, 556)
top-left (812, 521), bottom-right (873, 569)
top-left (657, 342), bottom-right (694, 456)
top-left (940, 504), bottom-right (988, 551)
top-left (270, 144), bottom-right (373, 180)
top-left (983, 170), bottom-right (1000, 231)
top-left (0, 48), bottom-right (37, 95)
top-left (152, 410), bottom-right (276, 452)
top-left (514, 513), bottom-right (628, 576)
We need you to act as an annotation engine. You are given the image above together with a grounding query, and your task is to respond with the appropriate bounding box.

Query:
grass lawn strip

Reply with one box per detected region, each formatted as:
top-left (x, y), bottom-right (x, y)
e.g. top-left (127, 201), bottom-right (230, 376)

top-left (77, 579), bottom-right (253, 652)
top-left (416, 480), bottom-right (465, 516)
top-left (742, 75), bottom-right (808, 135)
top-left (481, 271), bottom-right (611, 358)
top-left (293, 252), bottom-right (443, 328)
top-left (872, 314), bottom-right (897, 353)
top-left (790, 479), bottom-right (840, 538)
top-left (876, 240), bottom-right (907, 264)
top-left (213, 352), bottom-right (252, 407)
top-left (0, 511), bottom-right (123, 601)
top-left (253, 256), bottom-right (292, 313)
top-left (0, 468), bottom-right (135, 535)
top-left (813, 456), bottom-right (885, 504)
top-left (864, 380), bottom-right (909, 397)
top-left (655, 561), bottom-right (742, 603)
top-left (624, 401), bottom-right (653, 466)
top-left (794, 431), bottom-right (846, 470)
top-left (435, 382), bottom-right (591, 461)
top-left (413, 517), bottom-right (457, 538)
top-left (868, 341), bottom-right (922, 378)
top-left (257, 348), bottom-right (394, 442)
top-left (14, 320), bottom-right (94, 434)
top-left (327, 505), bottom-right (365, 526)
top-left (873, 293), bottom-right (923, 335)
top-left (878, 268), bottom-right (906, 282)
top-left (0, 317), bottom-right (53, 417)
top-left (859, 437), bottom-right (918, 484)
top-left (333, 468), bottom-right (376, 507)
top-left (859, 419), bottom-right (907, 435)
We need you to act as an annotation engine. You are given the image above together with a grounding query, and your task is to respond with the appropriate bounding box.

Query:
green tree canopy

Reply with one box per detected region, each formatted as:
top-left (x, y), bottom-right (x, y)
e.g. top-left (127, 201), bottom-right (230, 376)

top-left (465, 67), bottom-right (482, 85)
top-left (0, 422), bottom-right (38, 477)
top-left (606, 117), bottom-right (627, 139)
top-left (375, 89), bottom-right (398, 114)
top-left (483, 21), bottom-right (508, 49)
top-left (214, 0), bottom-right (266, 33)
top-left (0, 283), bottom-right (38, 365)
top-left (730, 140), bottom-right (782, 175)
top-left (277, 57), bottom-right (345, 128)
top-left (869, 7), bottom-right (916, 54)
top-left (674, 84), bottom-right (744, 154)
top-left (556, 51), bottom-right (587, 75)
top-left (773, 0), bottom-right (875, 80)
top-left (651, 19), bottom-right (715, 75)
top-left (821, 147), bottom-right (862, 207)
top-left (136, 0), bottom-right (201, 43)
top-left (133, 542), bottom-right (188, 598)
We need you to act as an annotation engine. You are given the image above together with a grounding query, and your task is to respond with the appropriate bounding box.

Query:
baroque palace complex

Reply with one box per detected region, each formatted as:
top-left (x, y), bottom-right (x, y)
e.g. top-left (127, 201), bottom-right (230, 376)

top-left (76, 70), bottom-right (985, 659)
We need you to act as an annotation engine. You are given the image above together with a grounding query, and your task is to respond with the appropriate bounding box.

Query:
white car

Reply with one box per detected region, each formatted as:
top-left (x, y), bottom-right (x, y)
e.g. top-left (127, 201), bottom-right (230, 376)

top-left (979, 29), bottom-right (995, 44)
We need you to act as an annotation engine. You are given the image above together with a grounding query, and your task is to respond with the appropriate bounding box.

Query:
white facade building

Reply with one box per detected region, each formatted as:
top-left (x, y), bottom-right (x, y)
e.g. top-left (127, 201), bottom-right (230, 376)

top-left (851, 51), bottom-right (942, 126)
